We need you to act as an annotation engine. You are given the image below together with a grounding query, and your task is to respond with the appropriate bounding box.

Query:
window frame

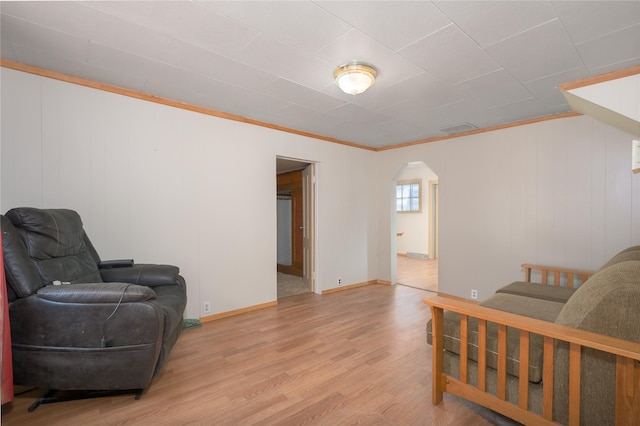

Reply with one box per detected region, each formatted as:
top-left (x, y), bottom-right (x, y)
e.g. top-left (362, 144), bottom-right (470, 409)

top-left (396, 179), bottom-right (422, 214)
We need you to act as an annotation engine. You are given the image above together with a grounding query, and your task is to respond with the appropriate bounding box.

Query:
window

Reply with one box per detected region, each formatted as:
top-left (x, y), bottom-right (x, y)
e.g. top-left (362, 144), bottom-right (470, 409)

top-left (396, 179), bottom-right (421, 213)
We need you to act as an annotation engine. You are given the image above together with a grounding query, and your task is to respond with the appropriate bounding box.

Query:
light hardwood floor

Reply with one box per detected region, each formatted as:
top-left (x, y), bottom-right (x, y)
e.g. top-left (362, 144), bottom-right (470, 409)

top-left (1, 285), bottom-right (516, 425)
top-left (397, 255), bottom-right (438, 292)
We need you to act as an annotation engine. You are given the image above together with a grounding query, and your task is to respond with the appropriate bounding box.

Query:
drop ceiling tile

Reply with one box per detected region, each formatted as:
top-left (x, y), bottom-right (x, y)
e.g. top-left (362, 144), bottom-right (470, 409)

top-left (344, 85), bottom-right (410, 113)
top-left (455, 69), bottom-right (532, 108)
top-left (160, 38), bottom-right (278, 91)
top-left (373, 119), bottom-right (439, 143)
top-left (326, 121), bottom-right (391, 147)
top-left (91, 1), bottom-right (257, 59)
top-left (524, 67), bottom-right (590, 107)
top-left (193, 81), bottom-right (292, 123)
top-left (377, 99), bottom-right (456, 129)
top-left (492, 98), bottom-right (550, 123)
top-left (553, 0), bottom-right (640, 44)
top-left (8, 42), bottom-right (92, 81)
top-left (327, 103), bottom-right (391, 124)
top-left (315, 29), bottom-right (425, 88)
top-left (197, 1), bottom-right (351, 53)
top-left (316, 1), bottom-right (451, 51)
top-left (590, 57), bottom-right (640, 76)
top-left (262, 79), bottom-right (346, 113)
top-left (3, 2), bottom-right (171, 60)
top-left (1, 15), bottom-right (89, 61)
top-left (432, 98), bottom-right (506, 128)
top-left (576, 24), bottom-right (640, 72)
top-left (1, 37), bottom-right (16, 61)
top-left (548, 104), bottom-right (573, 115)
top-left (237, 33), bottom-right (336, 92)
top-left (87, 42), bottom-right (155, 91)
top-left (84, 64), bottom-right (149, 95)
top-left (274, 103), bottom-right (344, 130)
top-left (486, 19), bottom-right (584, 83)
top-left (384, 72), bottom-right (465, 109)
top-left (434, 0), bottom-right (556, 48)
top-left (143, 64), bottom-right (220, 107)
top-left (398, 24), bottom-right (501, 85)
top-left (219, 90), bottom-right (292, 121)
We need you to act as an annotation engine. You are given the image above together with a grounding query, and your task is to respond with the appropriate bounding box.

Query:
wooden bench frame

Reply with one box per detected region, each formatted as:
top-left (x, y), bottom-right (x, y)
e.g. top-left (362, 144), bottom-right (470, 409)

top-left (424, 264), bottom-right (640, 425)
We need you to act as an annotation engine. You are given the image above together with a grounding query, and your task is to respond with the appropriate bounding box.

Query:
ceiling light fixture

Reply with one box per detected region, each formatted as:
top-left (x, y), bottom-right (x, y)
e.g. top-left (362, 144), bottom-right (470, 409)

top-left (334, 63), bottom-right (377, 95)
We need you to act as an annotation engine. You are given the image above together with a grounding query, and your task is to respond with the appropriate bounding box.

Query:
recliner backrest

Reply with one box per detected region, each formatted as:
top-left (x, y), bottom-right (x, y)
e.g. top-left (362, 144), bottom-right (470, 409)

top-left (4, 208), bottom-right (102, 295)
top-left (1, 215), bottom-right (42, 299)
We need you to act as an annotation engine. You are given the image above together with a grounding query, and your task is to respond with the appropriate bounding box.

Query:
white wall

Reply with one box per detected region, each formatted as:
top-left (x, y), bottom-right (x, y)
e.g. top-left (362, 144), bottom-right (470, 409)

top-left (3, 67), bottom-right (640, 314)
top-left (395, 163), bottom-right (437, 257)
top-left (0, 68), bottom-right (378, 319)
top-left (377, 115), bottom-right (640, 300)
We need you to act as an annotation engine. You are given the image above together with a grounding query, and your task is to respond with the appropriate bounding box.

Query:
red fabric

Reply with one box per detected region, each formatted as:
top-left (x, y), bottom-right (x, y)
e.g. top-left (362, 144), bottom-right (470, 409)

top-left (1, 230), bottom-right (13, 404)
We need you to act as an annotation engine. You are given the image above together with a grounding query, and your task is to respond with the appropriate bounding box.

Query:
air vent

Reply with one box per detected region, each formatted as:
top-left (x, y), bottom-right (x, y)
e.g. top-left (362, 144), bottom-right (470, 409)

top-left (437, 123), bottom-right (478, 135)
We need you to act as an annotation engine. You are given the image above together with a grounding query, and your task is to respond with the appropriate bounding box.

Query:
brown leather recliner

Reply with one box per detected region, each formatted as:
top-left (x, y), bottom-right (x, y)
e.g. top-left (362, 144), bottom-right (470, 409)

top-left (1, 207), bottom-right (187, 409)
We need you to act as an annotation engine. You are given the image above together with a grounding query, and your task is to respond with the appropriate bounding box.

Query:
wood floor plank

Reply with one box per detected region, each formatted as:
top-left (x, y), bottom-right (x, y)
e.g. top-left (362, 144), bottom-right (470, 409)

top-left (397, 256), bottom-right (438, 292)
top-left (1, 285), bottom-right (517, 425)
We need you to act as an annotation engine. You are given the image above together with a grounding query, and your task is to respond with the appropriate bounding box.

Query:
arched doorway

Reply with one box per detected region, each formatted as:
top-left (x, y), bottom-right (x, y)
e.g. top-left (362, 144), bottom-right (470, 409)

top-left (391, 161), bottom-right (439, 292)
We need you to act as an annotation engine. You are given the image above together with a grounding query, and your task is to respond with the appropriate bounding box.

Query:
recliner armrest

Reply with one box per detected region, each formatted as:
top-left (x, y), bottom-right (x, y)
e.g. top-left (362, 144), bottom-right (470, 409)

top-left (99, 264), bottom-right (180, 287)
top-left (37, 282), bottom-right (156, 304)
top-left (99, 259), bottom-right (134, 269)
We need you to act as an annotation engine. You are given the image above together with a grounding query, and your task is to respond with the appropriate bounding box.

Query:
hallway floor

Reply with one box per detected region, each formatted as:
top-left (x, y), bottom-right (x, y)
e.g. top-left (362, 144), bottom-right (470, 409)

top-left (277, 272), bottom-right (310, 299)
top-left (396, 255), bottom-right (438, 292)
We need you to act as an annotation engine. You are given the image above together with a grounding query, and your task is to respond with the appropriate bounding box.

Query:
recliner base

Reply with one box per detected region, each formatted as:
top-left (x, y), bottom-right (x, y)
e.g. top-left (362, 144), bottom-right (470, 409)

top-left (28, 388), bottom-right (145, 412)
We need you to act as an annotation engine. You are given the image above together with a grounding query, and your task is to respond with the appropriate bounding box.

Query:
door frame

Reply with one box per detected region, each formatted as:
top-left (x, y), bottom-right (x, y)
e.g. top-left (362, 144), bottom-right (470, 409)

top-left (276, 156), bottom-right (317, 293)
top-left (302, 163), bottom-right (316, 292)
top-left (428, 180), bottom-right (438, 260)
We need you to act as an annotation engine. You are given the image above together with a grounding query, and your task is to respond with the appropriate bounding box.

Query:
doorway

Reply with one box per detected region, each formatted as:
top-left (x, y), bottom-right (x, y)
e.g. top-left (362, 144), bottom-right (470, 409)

top-left (393, 162), bottom-right (439, 292)
top-left (276, 157), bottom-right (316, 299)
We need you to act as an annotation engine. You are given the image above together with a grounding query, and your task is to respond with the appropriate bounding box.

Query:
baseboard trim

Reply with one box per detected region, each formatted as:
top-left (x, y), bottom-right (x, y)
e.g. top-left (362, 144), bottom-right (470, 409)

top-left (322, 280), bottom-right (383, 294)
top-left (200, 300), bottom-right (278, 323)
top-left (201, 279), bottom-right (392, 320)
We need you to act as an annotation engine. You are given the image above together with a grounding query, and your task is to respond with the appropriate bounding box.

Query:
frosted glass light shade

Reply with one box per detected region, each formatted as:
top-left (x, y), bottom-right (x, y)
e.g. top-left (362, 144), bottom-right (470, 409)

top-left (334, 64), bottom-right (376, 95)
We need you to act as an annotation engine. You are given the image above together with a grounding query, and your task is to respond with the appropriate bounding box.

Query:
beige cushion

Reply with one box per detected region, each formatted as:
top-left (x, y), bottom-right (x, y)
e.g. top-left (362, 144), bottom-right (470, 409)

top-left (597, 245), bottom-right (640, 271)
top-left (496, 281), bottom-right (577, 303)
top-left (426, 293), bottom-right (565, 383)
top-left (553, 260), bottom-right (640, 425)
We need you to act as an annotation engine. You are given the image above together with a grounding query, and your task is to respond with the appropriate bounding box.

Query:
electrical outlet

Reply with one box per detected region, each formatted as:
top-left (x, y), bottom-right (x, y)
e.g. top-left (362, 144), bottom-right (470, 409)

top-left (203, 301), bottom-right (211, 314)
top-left (337, 277), bottom-right (342, 286)
top-left (471, 289), bottom-right (478, 300)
